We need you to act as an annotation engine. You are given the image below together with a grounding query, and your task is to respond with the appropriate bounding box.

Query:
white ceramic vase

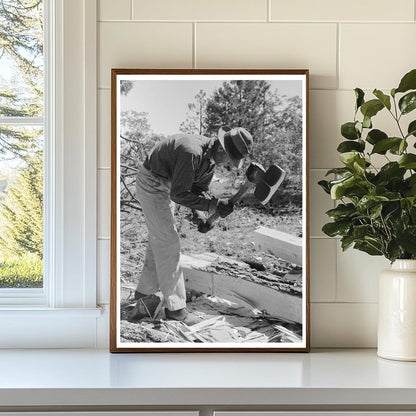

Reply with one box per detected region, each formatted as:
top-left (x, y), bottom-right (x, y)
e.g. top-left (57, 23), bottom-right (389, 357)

top-left (378, 259), bottom-right (416, 361)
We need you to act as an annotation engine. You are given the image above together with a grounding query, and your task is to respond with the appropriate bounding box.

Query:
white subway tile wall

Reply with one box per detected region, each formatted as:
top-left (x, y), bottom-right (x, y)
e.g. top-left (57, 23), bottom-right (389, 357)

top-left (98, 22), bottom-right (193, 88)
top-left (99, 0), bottom-right (131, 21)
top-left (310, 239), bottom-right (336, 302)
top-left (196, 23), bottom-right (337, 89)
top-left (340, 24), bottom-right (416, 90)
top-left (270, 0), bottom-right (414, 22)
top-left (131, 0), bottom-right (269, 21)
top-left (97, 0), bottom-right (416, 347)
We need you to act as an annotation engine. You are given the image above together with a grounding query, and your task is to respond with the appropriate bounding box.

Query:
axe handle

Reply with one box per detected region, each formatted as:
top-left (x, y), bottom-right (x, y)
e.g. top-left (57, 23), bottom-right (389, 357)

top-left (204, 180), bottom-right (255, 228)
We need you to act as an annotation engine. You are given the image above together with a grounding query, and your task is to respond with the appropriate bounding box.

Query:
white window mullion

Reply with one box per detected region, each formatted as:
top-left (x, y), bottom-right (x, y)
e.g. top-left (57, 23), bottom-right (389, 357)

top-left (0, 117), bottom-right (44, 126)
top-left (44, 0), bottom-right (55, 307)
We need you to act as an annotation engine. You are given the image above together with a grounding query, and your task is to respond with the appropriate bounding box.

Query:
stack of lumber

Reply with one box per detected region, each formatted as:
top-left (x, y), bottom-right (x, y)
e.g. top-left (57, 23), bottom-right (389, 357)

top-left (181, 252), bottom-right (302, 323)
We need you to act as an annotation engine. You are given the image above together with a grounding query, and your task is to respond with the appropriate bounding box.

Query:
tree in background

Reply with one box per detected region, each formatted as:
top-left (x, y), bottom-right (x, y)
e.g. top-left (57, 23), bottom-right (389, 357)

top-left (203, 80), bottom-right (302, 179)
top-left (0, 0), bottom-right (43, 163)
top-left (0, 155), bottom-right (43, 258)
top-left (119, 110), bottom-right (165, 212)
top-left (204, 80), bottom-right (274, 141)
top-left (179, 90), bottom-right (208, 135)
top-left (266, 95), bottom-right (303, 177)
top-left (0, 0), bottom-right (44, 282)
top-left (120, 80), bottom-right (133, 96)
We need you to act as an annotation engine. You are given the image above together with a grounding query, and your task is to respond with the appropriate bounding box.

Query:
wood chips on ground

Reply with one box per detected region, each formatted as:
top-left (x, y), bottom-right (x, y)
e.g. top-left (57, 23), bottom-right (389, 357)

top-left (120, 292), bottom-right (302, 344)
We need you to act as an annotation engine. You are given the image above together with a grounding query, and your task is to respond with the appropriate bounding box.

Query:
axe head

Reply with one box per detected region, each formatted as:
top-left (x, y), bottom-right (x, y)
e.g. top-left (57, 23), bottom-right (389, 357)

top-left (254, 164), bottom-right (286, 205)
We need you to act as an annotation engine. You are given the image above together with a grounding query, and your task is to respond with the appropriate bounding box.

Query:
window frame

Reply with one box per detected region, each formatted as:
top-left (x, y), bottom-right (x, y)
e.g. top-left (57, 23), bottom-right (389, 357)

top-left (0, 0), bottom-right (100, 348)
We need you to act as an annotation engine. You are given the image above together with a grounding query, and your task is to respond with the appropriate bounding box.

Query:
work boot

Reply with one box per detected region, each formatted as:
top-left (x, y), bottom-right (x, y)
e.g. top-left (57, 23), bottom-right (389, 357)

top-left (164, 307), bottom-right (203, 325)
top-left (127, 294), bottom-right (161, 322)
top-left (134, 290), bottom-right (147, 300)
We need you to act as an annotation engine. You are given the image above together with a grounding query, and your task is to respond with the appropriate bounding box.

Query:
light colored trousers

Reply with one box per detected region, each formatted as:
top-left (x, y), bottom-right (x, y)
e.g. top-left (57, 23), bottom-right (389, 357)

top-left (135, 164), bottom-right (186, 311)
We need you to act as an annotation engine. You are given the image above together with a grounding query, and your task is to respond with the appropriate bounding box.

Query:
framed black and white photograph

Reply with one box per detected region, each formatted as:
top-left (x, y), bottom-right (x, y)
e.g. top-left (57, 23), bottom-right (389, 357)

top-left (110, 69), bottom-right (309, 352)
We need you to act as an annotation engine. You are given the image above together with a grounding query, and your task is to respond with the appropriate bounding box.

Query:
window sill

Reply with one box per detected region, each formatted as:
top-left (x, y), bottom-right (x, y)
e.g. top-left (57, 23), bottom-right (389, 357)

top-left (0, 306), bottom-right (102, 316)
top-left (0, 307), bottom-right (104, 348)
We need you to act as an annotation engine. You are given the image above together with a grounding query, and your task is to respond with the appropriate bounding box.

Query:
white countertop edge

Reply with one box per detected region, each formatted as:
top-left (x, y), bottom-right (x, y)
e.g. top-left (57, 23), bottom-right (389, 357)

top-left (1, 387), bottom-right (416, 407)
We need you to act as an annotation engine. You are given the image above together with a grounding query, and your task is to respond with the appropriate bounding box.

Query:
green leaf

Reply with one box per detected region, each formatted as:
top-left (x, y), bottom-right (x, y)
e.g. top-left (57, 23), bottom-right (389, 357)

top-left (391, 88), bottom-right (396, 97)
top-left (399, 91), bottom-right (416, 115)
top-left (363, 115), bottom-right (372, 129)
top-left (369, 203), bottom-right (383, 220)
top-left (325, 167), bottom-right (352, 176)
top-left (373, 89), bottom-right (391, 110)
top-left (357, 195), bottom-right (389, 211)
top-left (407, 120), bottom-right (416, 137)
top-left (386, 240), bottom-right (402, 263)
top-left (396, 69), bottom-right (416, 94)
top-left (341, 235), bottom-right (355, 251)
top-left (354, 241), bottom-right (383, 256)
top-left (339, 152), bottom-right (360, 167)
top-left (341, 122), bottom-right (360, 140)
top-left (405, 174), bottom-right (416, 197)
top-left (318, 180), bottom-right (331, 194)
top-left (355, 88), bottom-right (365, 110)
top-left (398, 227), bottom-right (416, 255)
top-left (337, 140), bottom-right (365, 153)
top-left (330, 175), bottom-right (362, 200)
top-left (371, 137), bottom-right (402, 154)
top-left (353, 158), bottom-right (366, 174)
top-left (389, 139), bottom-right (408, 155)
top-left (378, 162), bottom-right (406, 181)
top-left (353, 224), bottom-right (374, 240)
top-left (326, 203), bottom-right (357, 220)
top-left (360, 99), bottom-right (384, 119)
top-left (366, 129), bottom-right (387, 145)
top-left (322, 221), bottom-right (351, 237)
top-left (399, 154), bottom-right (416, 169)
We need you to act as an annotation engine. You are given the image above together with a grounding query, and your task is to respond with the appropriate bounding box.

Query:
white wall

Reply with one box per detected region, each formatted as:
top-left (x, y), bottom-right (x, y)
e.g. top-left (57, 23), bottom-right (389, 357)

top-left (96, 0), bottom-right (416, 348)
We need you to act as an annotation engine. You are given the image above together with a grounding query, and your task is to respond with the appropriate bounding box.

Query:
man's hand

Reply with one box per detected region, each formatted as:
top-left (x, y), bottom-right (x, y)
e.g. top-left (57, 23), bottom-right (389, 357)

top-left (216, 199), bottom-right (234, 218)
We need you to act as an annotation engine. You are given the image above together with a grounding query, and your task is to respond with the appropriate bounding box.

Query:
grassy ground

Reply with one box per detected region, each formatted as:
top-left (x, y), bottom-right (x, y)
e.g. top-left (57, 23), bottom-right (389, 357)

top-left (0, 252), bottom-right (43, 288)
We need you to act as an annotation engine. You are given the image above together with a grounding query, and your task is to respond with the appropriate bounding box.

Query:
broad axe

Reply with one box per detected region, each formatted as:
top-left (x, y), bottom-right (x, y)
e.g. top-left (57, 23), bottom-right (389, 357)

top-left (198, 162), bottom-right (286, 233)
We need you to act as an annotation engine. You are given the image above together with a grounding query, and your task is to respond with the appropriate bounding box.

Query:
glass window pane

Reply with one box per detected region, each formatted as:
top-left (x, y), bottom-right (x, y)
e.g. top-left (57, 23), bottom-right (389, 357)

top-left (0, 0), bottom-right (44, 117)
top-left (0, 126), bottom-right (43, 288)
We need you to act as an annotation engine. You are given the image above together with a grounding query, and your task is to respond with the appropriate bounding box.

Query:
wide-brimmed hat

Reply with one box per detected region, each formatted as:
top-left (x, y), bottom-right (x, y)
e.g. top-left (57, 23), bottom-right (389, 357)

top-left (218, 127), bottom-right (253, 168)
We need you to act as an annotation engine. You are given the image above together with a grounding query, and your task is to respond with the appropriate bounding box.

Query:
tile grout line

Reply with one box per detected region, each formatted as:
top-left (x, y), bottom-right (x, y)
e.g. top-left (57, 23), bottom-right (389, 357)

top-left (97, 19), bottom-right (415, 24)
top-left (336, 22), bottom-right (340, 90)
top-left (267, 0), bottom-right (271, 22)
top-left (193, 22), bottom-right (197, 68)
top-left (333, 228), bottom-right (339, 303)
top-left (310, 301), bottom-right (378, 305)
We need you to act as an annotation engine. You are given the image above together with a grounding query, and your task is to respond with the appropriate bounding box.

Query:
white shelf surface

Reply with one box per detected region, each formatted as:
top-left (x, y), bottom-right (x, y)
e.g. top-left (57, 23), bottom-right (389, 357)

top-left (0, 349), bottom-right (416, 408)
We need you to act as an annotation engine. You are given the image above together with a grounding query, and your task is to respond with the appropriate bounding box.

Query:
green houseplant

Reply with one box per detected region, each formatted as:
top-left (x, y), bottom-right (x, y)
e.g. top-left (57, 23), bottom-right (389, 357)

top-left (319, 68), bottom-right (416, 361)
top-left (319, 69), bottom-right (416, 262)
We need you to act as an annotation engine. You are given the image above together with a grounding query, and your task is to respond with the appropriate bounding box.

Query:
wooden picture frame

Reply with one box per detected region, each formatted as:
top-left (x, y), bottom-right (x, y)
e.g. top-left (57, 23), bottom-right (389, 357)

top-left (110, 69), bottom-right (310, 352)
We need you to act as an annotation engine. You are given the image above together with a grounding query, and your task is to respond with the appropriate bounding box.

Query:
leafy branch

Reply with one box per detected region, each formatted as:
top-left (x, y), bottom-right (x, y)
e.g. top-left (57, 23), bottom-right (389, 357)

top-left (319, 69), bottom-right (416, 262)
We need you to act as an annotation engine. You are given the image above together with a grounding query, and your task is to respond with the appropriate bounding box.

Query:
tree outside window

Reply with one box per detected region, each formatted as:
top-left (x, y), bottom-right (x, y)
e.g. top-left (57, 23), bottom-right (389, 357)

top-left (0, 0), bottom-right (44, 288)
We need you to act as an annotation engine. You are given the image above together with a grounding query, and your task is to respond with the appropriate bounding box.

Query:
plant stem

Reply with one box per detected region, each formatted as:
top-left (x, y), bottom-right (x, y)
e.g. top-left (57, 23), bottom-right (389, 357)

top-left (390, 97), bottom-right (406, 139)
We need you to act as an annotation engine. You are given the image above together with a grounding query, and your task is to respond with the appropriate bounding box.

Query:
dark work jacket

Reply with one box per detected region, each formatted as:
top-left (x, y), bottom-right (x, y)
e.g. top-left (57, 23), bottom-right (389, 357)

top-left (143, 134), bottom-right (216, 211)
